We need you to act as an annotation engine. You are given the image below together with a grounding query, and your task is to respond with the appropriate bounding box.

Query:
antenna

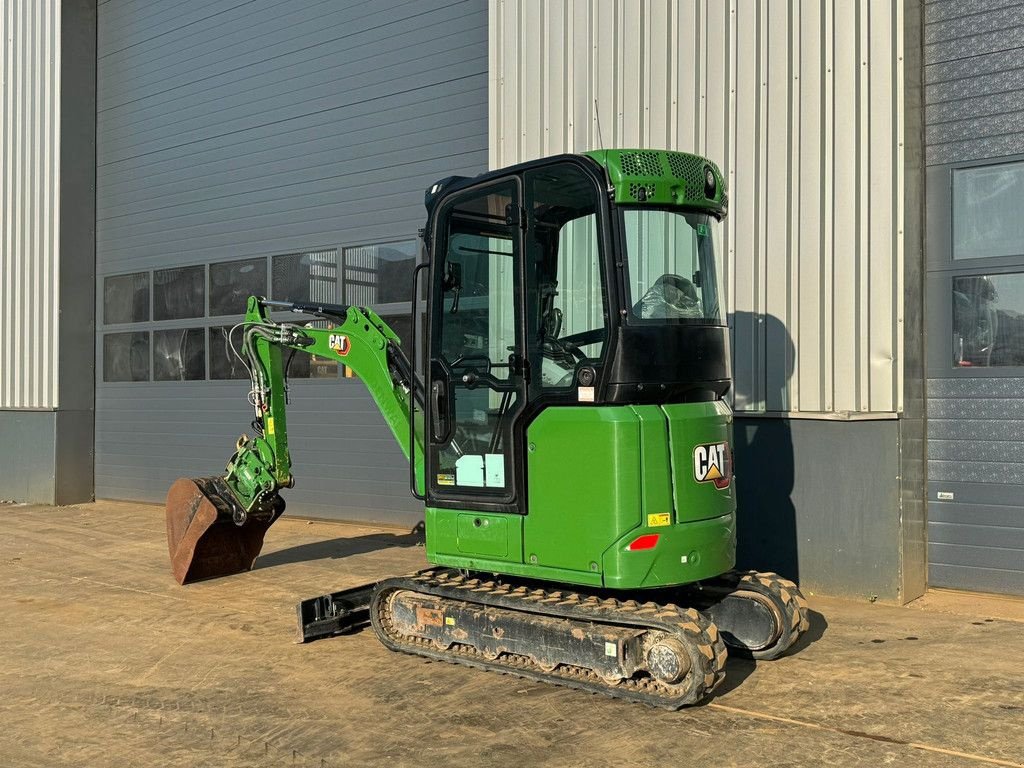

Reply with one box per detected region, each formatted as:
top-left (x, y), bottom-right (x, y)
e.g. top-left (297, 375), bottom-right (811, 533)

top-left (594, 99), bottom-right (605, 150)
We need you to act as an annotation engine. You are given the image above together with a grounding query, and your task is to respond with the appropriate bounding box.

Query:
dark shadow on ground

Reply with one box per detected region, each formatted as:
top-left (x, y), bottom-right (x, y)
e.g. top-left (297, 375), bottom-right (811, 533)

top-left (707, 658), bottom-right (757, 699)
top-left (789, 608), bottom-right (828, 654)
top-left (255, 525), bottom-right (424, 570)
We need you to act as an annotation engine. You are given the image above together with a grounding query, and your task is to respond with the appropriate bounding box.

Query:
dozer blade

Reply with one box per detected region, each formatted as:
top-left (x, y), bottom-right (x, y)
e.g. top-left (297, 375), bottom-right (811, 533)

top-left (165, 476), bottom-right (282, 585)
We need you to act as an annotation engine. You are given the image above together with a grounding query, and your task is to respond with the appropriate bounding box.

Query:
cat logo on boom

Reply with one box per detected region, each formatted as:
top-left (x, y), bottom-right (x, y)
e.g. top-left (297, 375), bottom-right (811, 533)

top-left (328, 334), bottom-right (350, 357)
top-left (693, 441), bottom-right (731, 489)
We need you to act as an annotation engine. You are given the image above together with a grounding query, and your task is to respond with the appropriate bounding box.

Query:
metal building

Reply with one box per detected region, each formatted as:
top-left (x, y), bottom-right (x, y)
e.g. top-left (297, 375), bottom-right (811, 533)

top-left (2, 0), bottom-right (1022, 600)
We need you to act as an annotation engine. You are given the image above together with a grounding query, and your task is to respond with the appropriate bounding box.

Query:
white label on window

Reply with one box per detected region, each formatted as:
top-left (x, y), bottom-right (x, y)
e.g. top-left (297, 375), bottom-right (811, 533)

top-left (485, 454), bottom-right (505, 488)
top-left (937, 491), bottom-right (954, 500)
top-left (578, 386), bottom-right (595, 402)
top-left (455, 455), bottom-right (485, 487)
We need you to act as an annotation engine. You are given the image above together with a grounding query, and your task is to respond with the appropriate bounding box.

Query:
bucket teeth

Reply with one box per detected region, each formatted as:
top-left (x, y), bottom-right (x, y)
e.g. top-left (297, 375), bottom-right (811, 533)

top-left (165, 477), bottom-right (282, 585)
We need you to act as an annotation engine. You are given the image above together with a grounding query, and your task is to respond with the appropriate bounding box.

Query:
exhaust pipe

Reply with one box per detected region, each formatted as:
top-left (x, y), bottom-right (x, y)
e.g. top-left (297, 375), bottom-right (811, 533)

top-left (165, 476), bottom-right (284, 585)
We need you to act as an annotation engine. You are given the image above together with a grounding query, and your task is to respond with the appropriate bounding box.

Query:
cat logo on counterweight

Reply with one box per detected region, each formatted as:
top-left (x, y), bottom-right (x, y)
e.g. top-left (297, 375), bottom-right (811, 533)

top-left (693, 441), bottom-right (731, 490)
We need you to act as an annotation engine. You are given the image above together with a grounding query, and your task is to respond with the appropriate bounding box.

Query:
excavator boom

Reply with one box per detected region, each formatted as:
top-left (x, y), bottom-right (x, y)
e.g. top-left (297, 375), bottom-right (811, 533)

top-left (165, 296), bottom-right (423, 584)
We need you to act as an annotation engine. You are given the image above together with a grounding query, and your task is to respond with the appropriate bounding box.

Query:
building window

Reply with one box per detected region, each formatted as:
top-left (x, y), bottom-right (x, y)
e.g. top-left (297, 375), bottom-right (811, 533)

top-left (153, 328), bottom-right (206, 381)
top-left (343, 240), bottom-right (421, 363)
top-left (209, 258), bottom-right (267, 316)
top-left (953, 161), bottom-right (1024, 261)
top-left (103, 332), bottom-right (150, 382)
top-left (99, 249), bottom-right (345, 382)
top-left (208, 325), bottom-right (248, 380)
top-left (270, 250), bottom-right (340, 379)
top-left (953, 273), bottom-right (1024, 367)
top-left (272, 250), bottom-right (338, 304)
top-left (103, 272), bottom-right (149, 324)
top-left (343, 241), bottom-right (418, 306)
top-left (98, 244), bottom-right (425, 382)
top-left (153, 266), bottom-right (205, 320)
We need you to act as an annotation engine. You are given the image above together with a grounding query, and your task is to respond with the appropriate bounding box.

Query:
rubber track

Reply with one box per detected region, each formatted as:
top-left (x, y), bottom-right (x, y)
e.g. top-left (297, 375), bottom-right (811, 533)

top-left (370, 569), bottom-right (728, 709)
top-left (713, 571), bottom-right (810, 660)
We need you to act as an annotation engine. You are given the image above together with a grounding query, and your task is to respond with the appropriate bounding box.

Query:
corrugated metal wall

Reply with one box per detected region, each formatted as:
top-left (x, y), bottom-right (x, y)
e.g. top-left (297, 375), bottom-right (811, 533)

top-left (0, 0), bottom-right (61, 409)
top-left (95, 0), bottom-right (488, 523)
top-left (490, 0), bottom-right (904, 415)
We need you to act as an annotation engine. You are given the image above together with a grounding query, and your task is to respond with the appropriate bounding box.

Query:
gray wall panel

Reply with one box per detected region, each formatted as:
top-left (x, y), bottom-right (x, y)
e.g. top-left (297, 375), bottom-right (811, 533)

top-left (95, 0), bottom-right (488, 523)
top-left (734, 417), bottom-right (903, 600)
top-left (925, 0), bottom-right (1024, 22)
top-left (929, 498), bottom-right (1024, 527)
top-left (928, 520), bottom-right (1024, 549)
top-left (928, 563), bottom-right (1024, 594)
top-left (0, 411), bottom-right (57, 503)
top-left (924, 2), bottom-right (1024, 165)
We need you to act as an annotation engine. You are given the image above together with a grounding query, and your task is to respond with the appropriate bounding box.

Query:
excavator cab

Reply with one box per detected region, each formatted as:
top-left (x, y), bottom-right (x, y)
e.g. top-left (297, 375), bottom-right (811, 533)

top-left (419, 153), bottom-right (734, 588)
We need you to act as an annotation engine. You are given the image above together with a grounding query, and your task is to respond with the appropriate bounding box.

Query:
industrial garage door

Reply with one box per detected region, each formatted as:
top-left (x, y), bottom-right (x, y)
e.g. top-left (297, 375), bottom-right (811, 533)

top-left (925, 158), bottom-right (1024, 595)
top-left (94, 0), bottom-right (488, 524)
top-left (924, 3), bottom-right (1024, 596)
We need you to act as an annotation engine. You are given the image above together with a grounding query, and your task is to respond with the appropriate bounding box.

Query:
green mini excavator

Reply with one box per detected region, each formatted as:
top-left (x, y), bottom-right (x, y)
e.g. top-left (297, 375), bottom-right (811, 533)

top-left (165, 149), bottom-right (809, 709)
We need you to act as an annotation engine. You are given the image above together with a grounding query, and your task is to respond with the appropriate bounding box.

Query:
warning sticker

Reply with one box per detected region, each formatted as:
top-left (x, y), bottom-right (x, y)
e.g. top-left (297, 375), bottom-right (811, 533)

top-left (436, 473), bottom-right (456, 486)
top-left (265, 416), bottom-right (275, 435)
top-left (647, 513), bottom-right (671, 527)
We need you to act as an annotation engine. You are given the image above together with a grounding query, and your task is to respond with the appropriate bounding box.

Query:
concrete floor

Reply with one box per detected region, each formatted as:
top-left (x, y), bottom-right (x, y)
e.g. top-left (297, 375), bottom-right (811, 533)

top-left (1, 501), bottom-right (1022, 768)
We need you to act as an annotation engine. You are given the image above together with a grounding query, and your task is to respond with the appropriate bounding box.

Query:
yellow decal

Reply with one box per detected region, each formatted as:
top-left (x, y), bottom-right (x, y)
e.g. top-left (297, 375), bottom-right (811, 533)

top-left (445, 616), bottom-right (456, 626)
top-left (265, 417), bottom-right (275, 435)
top-left (436, 473), bottom-right (455, 486)
top-left (647, 513), bottom-right (671, 527)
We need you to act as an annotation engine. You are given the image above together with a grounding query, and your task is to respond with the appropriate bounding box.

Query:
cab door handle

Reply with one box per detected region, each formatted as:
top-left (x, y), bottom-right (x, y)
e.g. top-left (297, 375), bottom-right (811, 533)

top-left (430, 379), bottom-right (451, 443)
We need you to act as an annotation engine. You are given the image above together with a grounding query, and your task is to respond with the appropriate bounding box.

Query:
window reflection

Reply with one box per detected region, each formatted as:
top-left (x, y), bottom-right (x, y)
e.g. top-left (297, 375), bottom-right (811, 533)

top-left (104, 273), bottom-right (149, 324)
top-left (208, 325), bottom-right (248, 380)
top-left (153, 328), bottom-right (205, 380)
top-left (343, 241), bottom-right (417, 305)
top-left (953, 273), bottom-right (1024, 367)
top-left (154, 266), bottom-right (205, 320)
top-left (103, 332), bottom-right (150, 382)
top-left (272, 250), bottom-right (338, 304)
top-left (953, 162), bottom-right (1024, 261)
top-left (209, 258), bottom-right (267, 316)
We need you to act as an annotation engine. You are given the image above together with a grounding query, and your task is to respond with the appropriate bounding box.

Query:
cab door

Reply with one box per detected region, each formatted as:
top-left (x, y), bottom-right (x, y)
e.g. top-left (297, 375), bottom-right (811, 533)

top-left (426, 178), bottom-right (527, 513)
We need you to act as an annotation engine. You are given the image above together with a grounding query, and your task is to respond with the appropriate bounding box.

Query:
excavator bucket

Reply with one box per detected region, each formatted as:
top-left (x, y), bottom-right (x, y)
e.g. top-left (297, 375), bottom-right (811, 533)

top-left (165, 476), bottom-right (282, 585)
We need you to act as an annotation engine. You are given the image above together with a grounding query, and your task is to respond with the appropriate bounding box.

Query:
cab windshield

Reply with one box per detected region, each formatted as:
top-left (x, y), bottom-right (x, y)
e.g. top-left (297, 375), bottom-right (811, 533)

top-left (621, 208), bottom-right (724, 323)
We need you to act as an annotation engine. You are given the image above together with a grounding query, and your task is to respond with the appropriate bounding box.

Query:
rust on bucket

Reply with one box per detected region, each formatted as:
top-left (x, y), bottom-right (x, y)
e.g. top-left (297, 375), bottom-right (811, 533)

top-left (165, 476), bottom-right (281, 585)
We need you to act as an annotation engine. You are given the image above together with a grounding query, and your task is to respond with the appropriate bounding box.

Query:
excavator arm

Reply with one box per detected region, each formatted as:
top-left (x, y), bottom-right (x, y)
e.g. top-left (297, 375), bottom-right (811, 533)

top-left (165, 295), bottom-right (424, 584)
